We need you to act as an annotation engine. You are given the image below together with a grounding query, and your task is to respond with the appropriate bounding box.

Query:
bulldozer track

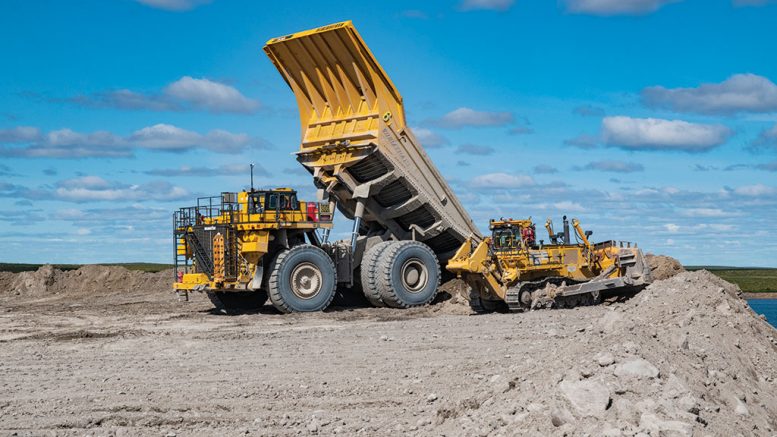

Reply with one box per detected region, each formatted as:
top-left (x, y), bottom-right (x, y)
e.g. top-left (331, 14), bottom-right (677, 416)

top-left (504, 277), bottom-right (588, 312)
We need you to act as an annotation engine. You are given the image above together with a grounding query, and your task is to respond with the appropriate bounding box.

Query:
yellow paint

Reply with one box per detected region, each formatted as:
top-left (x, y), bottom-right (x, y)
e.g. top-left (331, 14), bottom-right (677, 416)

top-left (212, 233), bottom-right (225, 283)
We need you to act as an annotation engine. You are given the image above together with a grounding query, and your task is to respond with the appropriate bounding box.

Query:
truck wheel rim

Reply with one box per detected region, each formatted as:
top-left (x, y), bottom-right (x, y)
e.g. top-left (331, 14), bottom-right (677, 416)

top-left (290, 262), bottom-right (322, 299)
top-left (401, 258), bottom-right (428, 293)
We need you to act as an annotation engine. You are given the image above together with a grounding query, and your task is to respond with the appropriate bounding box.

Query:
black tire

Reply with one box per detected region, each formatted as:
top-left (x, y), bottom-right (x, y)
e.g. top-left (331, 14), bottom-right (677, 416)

top-left (207, 290), bottom-right (268, 312)
top-left (359, 241), bottom-right (393, 307)
top-left (267, 244), bottom-right (337, 313)
top-left (375, 241), bottom-right (440, 308)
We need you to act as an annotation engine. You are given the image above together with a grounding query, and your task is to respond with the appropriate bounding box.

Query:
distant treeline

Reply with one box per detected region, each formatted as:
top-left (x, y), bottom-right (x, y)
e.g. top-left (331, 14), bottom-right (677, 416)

top-left (0, 263), bottom-right (173, 273)
top-left (686, 267), bottom-right (777, 293)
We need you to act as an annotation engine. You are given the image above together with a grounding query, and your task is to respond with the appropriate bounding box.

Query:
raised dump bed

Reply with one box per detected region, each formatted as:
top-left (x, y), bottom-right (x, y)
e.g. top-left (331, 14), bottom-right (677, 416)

top-left (264, 21), bottom-right (482, 308)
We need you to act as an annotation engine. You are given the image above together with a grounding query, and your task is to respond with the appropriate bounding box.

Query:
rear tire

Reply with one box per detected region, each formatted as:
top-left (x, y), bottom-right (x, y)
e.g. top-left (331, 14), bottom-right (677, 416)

top-left (207, 290), bottom-right (267, 312)
top-left (375, 241), bottom-right (440, 308)
top-left (359, 241), bottom-right (393, 307)
top-left (267, 244), bottom-right (337, 313)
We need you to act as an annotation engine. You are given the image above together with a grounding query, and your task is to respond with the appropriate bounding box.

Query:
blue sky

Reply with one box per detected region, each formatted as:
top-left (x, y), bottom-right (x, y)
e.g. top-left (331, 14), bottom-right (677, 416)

top-left (1, 0), bottom-right (776, 266)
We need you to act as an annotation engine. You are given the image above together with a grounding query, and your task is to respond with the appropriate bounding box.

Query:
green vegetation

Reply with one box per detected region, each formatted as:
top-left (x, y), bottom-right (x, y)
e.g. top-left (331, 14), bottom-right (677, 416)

top-left (0, 263), bottom-right (173, 273)
top-left (686, 266), bottom-right (777, 293)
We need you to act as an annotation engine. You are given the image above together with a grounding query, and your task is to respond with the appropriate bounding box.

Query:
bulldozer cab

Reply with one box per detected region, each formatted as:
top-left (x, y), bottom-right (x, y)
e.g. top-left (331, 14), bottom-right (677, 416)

top-left (489, 219), bottom-right (536, 252)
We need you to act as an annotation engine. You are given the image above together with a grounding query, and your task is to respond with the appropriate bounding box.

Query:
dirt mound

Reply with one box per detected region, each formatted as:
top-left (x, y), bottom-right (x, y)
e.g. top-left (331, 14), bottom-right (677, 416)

top-left (433, 270), bottom-right (777, 436)
top-left (0, 264), bottom-right (172, 297)
top-left (646, 254), bottom-right (686, 280)
top-left (429, 279), bottom-right (473, 315)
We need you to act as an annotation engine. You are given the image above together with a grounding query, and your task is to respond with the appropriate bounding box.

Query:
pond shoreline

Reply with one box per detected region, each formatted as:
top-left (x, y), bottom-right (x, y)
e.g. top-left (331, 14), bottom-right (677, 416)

top-left (744, 292), bottom-right (777, 300)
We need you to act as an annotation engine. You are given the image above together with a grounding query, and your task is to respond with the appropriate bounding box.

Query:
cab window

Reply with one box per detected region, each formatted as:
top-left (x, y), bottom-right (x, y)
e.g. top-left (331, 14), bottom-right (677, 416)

top-left (249, 194), bottom-right (263, 214)
top-left (267, 193), bottom-right (278, 210)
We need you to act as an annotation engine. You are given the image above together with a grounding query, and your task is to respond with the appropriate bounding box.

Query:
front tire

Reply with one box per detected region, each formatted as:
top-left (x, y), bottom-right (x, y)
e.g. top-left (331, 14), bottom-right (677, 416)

top-left (267, 245), bottom-right (337, 313)
top-left (375, 241), bottom-right (440, 308)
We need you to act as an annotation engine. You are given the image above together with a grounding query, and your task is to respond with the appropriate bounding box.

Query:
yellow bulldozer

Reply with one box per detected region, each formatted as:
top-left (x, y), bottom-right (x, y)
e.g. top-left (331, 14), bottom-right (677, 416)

top-left (447, 216), bottom-right (652, 312)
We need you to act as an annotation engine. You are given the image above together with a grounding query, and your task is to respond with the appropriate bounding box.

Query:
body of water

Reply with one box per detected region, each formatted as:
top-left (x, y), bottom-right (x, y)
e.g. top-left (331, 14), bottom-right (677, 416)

top-left (748, 299), bottom-right (777, 328)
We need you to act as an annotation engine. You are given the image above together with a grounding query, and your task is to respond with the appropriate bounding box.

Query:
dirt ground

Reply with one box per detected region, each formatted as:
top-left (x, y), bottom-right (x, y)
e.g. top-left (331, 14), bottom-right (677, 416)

top-left (1, 265), bottom-right (776, 436)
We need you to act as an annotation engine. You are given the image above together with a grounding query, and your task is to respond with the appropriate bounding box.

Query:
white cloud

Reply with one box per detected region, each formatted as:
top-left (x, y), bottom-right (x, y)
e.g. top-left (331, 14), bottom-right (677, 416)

top-left (577, 160), bottom-right (644, 173)
top-left (459, 0), bottom-right (515, 11)
top-left (553, 201), bottom-right (586, 212)
top-left (164, 76), bottom-right (258, 113)
top-left (144, 163), bottom-right (269, 177)
top-left (135, 0), bottom-right (211, 11)
top-left (533, 164), bottom-right (558, 174)
top-left (0, 124), bottom-right (261, 158)
top-left (412, 127), bottom-right (449, 148)
top-left (564, 134), bottom-right (599, 149)
top-left (471, 172), bottom-right (535, 189)
top-left (734, 184), bottom-right (777, 196)
top-left (755, 160), bottom-right (777, 171)
top-left (679, 208), bottom-right (737, 218)
top-left (664, 223), bottom-right (680, 233)
top-left (564, 0), bottom-right (680, 15)
top-left (67, 76), bottom-right (258, 114)
top-left (54, 177), bottom-right (189, 202)
top-left (128, 124), bottom-right (254, 153)
top-left (749, 123), bottom-right (777, 152)
top-left (602, 116), bottom-right (732, 152)
top-left (0, 126), bottom-right (41, 143)
top-left (642, 74), bottom-right (777, 115)
top-left (456, 144), bottom-right (495, 155)
top-left (431, 107), bottom-right (514, 129)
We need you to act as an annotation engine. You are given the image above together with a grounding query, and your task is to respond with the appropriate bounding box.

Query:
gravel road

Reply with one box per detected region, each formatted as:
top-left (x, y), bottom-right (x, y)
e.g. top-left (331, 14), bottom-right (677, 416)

top-left (1, 267), bottom-right (776, 436)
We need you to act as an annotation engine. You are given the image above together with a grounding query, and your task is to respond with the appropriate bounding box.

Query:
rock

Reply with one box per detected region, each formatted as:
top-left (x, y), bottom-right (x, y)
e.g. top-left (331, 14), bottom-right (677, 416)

top-left (427, 393), bottom-right (438, 403)
top-left (639, 413), bottom-right (692, 436)
top-left (615, 358), bottom-right (660, 379)
top-left (716, 301), bottom-right (732, 316)
top-left (550, 408), bottom-right (575, 427)
top-left (600, 424), bottom-right (623, 436)
top-left (734, 398), bottom-right (749, 416)
top-left (526, 402), bottom-right (544, 412)
top-left (597, 311), bottom-right (623, 332)
top-left (596, 352), bottom-right (615, 367)
top-left (677, 332), bottom-right (689, 350)
top-left (559, 378), bottom-right (611, 418)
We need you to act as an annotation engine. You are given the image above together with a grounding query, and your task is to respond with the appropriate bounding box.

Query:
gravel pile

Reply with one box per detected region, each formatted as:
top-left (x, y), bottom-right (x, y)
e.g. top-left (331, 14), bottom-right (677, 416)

top-left (432, 270), bottom-right (777, 436)
top-left (0, 264), bottom-right (172, 297)
top-left (646, 254), bottom-right (686, 281)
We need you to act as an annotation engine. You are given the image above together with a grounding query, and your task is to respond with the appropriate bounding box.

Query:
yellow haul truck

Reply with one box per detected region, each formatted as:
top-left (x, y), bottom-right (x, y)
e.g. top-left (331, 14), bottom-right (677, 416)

top-left (447, 216), bottom-right (653, 312)
top-left (176, 21), bottom-right (480, 313)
